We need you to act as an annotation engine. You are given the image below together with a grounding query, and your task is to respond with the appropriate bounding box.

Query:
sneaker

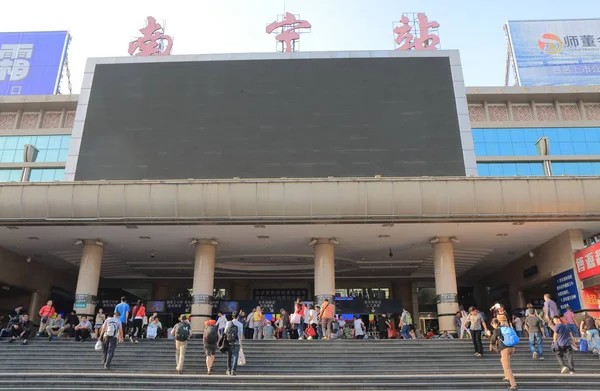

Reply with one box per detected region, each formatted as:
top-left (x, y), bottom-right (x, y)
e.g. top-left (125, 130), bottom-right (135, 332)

top-left (226, 370), bottom-right (231, 376)
top-left (532, 352), bottom-right (538, 359)
top-left (48, 336), bottom-right (52, 341)
top-left (307, 336), bottom-right (313, 340)
top-left (230, 371), bottom-right (236, 376)
top-left (561, 366), bottom-right (569, 374)
top-left (539, 356), bottom-right (544, 360)
top-left (9, 338), bottom-right (14, 343)
top-left (22, 340), bottom-right (27, 345)
top-left (569, 371), bottom-right (575, 375)
top-left (103, 364), bottom-right (110, 370)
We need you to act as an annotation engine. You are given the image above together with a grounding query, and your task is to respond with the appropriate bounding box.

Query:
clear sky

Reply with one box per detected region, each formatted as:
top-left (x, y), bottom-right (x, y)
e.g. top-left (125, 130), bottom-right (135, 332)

top-left (5, 0), bottom-right (600, 92)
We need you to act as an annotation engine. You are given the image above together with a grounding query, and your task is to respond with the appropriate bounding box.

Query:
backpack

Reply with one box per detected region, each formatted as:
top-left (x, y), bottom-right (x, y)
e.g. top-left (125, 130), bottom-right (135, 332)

top-left (175, 322), bottom-right (191, 341)
top-left (226, 323), bottom-right (239, 344)
top-left (205, 326), bottom-right (218, 345)
top-left (500, 326), bottom-right (520, 347)
top-left (104, 319), bottom-right (117, 337)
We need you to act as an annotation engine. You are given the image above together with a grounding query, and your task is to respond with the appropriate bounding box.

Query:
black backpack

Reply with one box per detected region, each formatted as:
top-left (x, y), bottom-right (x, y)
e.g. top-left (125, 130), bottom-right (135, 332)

top-left (226, 323), bottom-right (239, 344)
top-left (175, 322), bottom-right (191, 341)
top-left (205, 326), bottom-right (218, 345)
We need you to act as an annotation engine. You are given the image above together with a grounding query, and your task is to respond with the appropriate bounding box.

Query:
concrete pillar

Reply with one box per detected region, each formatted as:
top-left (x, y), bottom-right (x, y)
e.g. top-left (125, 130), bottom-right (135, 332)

top-left (74, 240), bottom-right (103, 317)
top-left (191, 239), bottom-right (217, 335)
top-left (313, 238), bottom-right (336, 305)
top-left (432, 237), bottom-right (459, 335)
top-left (153, 281), bottom-right (170, 300)
top-left (28, 291), bottom-right (43, 325)
top-left (392, 281), bottom-right (414, 315)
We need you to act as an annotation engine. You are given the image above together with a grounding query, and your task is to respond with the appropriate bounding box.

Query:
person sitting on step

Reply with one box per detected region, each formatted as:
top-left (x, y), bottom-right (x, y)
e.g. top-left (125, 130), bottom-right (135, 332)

top-left (9, 314), bottom-right (32, 345)
top-left (74, 315), bottom-right (92, 342)
top-left (46, 313), bottom-right (66, 340)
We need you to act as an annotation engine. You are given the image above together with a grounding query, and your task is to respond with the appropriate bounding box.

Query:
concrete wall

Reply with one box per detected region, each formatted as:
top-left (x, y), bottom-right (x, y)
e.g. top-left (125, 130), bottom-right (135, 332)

top-left (0, 247), bottom-right (77, 322)
top-left (477, 229), bottom-right (585, 311)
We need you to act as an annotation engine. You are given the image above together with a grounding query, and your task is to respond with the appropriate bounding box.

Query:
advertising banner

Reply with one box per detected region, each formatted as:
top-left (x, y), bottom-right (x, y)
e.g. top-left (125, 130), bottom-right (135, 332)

top-left (553, 269), bottom-right (581, 312)
top-left (0, 31), bottom-right (70, 96)
top-left (507, 19), bottom-right (600, 86)
top-left (574, 241), bottom-right (600, 281)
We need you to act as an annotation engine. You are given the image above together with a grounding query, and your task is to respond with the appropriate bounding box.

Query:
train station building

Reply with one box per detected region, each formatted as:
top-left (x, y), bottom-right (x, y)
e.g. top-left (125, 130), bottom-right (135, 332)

top-left (1, 50), bottom-right (600, 334)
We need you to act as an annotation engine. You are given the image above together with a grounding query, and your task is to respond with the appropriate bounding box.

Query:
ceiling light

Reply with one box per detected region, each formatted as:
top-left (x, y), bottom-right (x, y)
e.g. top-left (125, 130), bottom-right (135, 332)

top-left (378, 235), bottom-right (390, 239)
top-left (450, 237), bottom-right (460, 244)
top-left (329, 238), bottom-right (339, 245)
top-left (139, 236), bottom-right (151, 240)
top-left (257, 235), bottom-right (269, 240)
top-left (1, 286), bottom-right (9, 291)
top-left (6, 226), bottom-right (19, 230)
top-left (512, 222), bottom-right (525, 226)
top-left (74, 239), bottom-right (83, 245)
top-left (126, 225), bottom-right (138, 229)
top-left (430, 237), bottom-right (440, 244)
top-left (254, 224), bottom-right (266, 228)
top-left (529, 251), bottom-right (534, 258)
top-left (308, 238), bottom-right (318, 246)
top-left (381, 223), bottom-right (394, 228)
top-left (27, 236), bottom-right (40, 240)
top-left (189, 239), bottom-right (198, 245)
top-left (496, 233), bottom-right (509, 237)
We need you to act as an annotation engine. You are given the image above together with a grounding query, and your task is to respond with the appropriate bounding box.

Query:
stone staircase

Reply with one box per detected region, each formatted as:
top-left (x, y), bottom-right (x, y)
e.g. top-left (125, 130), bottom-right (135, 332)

top-left (0, 338), bottom-right (599, 390)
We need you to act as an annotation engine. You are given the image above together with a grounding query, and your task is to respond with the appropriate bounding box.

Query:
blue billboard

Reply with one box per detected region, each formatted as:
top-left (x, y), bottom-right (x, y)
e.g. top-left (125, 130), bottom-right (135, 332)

top-left (0, 31), bottom-right (70, 96)
top-left (507, 19), bottom-right (600, 86)
top-left (553, 269), bottom-right (581, 312)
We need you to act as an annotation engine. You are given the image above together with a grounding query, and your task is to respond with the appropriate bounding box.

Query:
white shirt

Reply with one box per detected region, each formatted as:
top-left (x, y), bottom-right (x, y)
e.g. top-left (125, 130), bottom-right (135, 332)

top-left (338, 319), bottom-right (346, 327)
top-left (306, 309), bottom-right (317, 324)
top-left (354, 319), bottom-right (364, 335)
top-left (514, 317), bottom-right (523, 331)
top-left (216, 315), bottom-right (228, 330)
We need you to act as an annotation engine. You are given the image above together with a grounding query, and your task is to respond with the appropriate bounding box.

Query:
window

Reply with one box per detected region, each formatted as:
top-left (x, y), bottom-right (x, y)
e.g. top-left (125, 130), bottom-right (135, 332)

top-left (552, 162), bottom-right (600, 176)
top-left (29, 168), bottom-right (65, 182)
top-left (477, 163), bottom-right (545, 177)
top-left (0, 169), bottom-right (22, 182)
top-left (0, 135), bottom-right (70, 163)
top-left (473, 127), bottom-right (600, 157)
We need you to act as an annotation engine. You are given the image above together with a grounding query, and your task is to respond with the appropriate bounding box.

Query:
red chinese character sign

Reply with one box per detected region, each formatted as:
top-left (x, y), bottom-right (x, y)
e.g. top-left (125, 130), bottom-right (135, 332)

top-left (574, 241), bottom-right (600, 280)
top-left (128, 16), bottom-right (173, 56)
top-left (266, 12), bottom-right (311, 52)
top-left (394, 13), bottom-right (440, 51)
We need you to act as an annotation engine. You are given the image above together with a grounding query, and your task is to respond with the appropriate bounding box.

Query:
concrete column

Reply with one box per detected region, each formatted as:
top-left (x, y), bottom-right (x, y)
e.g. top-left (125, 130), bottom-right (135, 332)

top-left (191, 239), bottom-right (217, 335)
top-left (74, 240), bottom-right (103, 317)
top-left (153, 281), bottom-right (170, 300)
top-left (28, 291), bottom-right (43, 325)
top-left (432, 237), bottom-right (459, 335)
top-left (313, 238), bottom-right (336, 305)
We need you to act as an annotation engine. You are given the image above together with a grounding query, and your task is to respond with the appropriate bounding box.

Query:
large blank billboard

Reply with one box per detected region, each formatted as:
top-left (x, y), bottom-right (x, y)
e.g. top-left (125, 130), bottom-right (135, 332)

top-left (508, 19), bottom-right (600, 86)
top-left (75, 56), bottom-right (465, 180)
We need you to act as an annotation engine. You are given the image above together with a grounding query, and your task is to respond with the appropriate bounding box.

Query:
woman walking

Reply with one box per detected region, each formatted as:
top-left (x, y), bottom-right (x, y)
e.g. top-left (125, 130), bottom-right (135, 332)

top-left (130, 300), bottom-right (146, 343)
top-left (490, 317), bottom-right (518, 390)
top-left (465, 306), bottom-right (489, 357)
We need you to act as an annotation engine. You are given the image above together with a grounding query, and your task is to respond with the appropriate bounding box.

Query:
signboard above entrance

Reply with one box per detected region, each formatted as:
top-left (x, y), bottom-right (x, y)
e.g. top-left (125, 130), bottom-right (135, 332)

top-left (574, 241), bottom-right (600, 281)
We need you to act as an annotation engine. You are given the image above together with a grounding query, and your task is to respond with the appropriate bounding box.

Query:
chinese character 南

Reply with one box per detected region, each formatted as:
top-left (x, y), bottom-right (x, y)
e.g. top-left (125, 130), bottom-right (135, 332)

top-left (0, 43), bottom-right (33, 82)
top-left (128, 16), bottom-right (173, 56)
top-left (576, 256), bottom-right (585, 273)
top-left (266, 12), bottom-right (311, 53)
top-left (581, 35), bottom-right (596, 48)
top-left (585, 252), bottom-right (596, 270)
top-left (394, 13), bottom-right (440, 51)
top-left (563, 35), bottom-right (579, 48)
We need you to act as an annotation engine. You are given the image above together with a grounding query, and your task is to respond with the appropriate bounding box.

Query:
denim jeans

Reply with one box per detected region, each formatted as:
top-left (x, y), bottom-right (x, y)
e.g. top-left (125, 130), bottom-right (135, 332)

top-left (401, 325), bottom-right (411, 339)
top-left (516, 330), bottom-right (524, 338)
top-left (587, 329), bottom-right (600, 351)
top-left (226, 344), bottom-right (240, 373)
top-left (529, 331), bottom-right (543, 356)
top-left (567, 324), bottom-right (580, 338)
top-left (297, 319), bottom-right (304, 338)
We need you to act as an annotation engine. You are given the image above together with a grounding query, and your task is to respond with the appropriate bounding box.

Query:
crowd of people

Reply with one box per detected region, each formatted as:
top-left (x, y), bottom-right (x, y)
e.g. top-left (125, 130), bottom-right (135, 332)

top-left (459, 294), bottom-right (600, 391)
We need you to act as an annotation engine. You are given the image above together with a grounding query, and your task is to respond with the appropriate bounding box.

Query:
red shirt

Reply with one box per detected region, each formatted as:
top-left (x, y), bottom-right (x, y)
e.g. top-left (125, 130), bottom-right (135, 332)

top-left (132, 305), bottom-right (146, 318)
top-left (39, 305), bottom-right (55, 318)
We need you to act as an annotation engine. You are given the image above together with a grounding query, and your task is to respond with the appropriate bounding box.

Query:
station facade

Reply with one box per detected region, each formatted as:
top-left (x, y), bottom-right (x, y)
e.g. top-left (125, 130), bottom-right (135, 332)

top-left (1, 50), bottom-right (600, 334)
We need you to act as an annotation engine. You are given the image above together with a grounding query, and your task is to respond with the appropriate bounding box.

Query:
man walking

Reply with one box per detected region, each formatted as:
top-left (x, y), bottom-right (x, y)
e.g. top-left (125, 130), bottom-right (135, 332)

top-left (563, 307), bottom-right (579, 338)
top-left (98, 311), bottom-right (124, 370)
top-left (224, 311), bottom-right (244, 376)
top-left (543, 294), bottom-right (559, 335)
top-left (216, 311), bottom-right (228, 337)
top-left (114, 297), bottom-right (130, 336)
top-left (203, 319), bottom-right (219, 375)
top-left (524, 308), bottom-right (545, 360)
top-left (400, 307), bottom-right (413, 339)
top-left (171, 315), bottom-right (192, 375)
top-left (38, 300), bottom-right (55, 336)
top-left (579, 312), bottom-right (600, 354)
top-left (552, 316), bottom-right (575, 374)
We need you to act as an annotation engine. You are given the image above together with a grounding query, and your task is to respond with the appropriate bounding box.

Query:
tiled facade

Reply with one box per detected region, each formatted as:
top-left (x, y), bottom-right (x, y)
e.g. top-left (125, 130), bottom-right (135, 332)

top-left (467, 86), bottom-right (600, 177)
top-left (0, 95), bottom-right (77, 182)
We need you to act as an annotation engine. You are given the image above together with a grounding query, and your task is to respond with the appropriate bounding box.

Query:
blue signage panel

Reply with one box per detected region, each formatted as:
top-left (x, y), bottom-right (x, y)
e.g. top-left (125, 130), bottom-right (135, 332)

top-left (553, 269), bottom-right (581, 312)
top-left (507, 19), bottom-right (600, 86)
top-left (0, 31), bottom-right (70, 96)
